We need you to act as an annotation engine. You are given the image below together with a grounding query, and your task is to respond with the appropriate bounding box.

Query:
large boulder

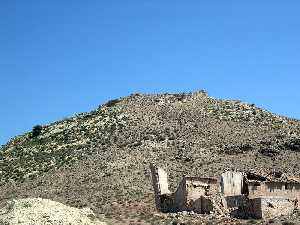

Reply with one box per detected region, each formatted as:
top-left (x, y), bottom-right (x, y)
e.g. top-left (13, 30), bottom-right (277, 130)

top-left (0, 198), bottom-right (107, 225)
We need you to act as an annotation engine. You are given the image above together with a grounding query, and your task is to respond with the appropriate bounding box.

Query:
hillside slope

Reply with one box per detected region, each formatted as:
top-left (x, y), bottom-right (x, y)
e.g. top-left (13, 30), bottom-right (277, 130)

top-left (1, 91), bottom-right (300, 224)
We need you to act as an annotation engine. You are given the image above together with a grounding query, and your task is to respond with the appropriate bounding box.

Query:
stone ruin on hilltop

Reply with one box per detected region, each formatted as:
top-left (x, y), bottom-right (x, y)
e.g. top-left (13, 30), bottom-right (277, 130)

top-left (150, 164), bottom-right (300, 219)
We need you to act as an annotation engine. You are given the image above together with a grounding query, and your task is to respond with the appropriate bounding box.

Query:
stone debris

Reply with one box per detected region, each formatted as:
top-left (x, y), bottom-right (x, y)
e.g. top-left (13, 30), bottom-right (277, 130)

top-left (0, 198), bottom-right (107, 225)
top-left (150, 164), bottom-right (300, 220)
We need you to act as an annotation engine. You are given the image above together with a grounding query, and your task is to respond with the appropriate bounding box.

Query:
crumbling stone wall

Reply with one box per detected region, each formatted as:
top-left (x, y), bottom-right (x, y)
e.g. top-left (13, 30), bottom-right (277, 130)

top-left (248, 181), bottom-right (300, 208)
top-left (184, 177), bottom-right (218, 214)
top-left (149, 165), bottom-right (219, 214)
top-left (149, 165), bottom-right (300, 219)
top-left (224, 195), bottom-right (252, 218)
top-left (250, 197), bottom-right (295, 219)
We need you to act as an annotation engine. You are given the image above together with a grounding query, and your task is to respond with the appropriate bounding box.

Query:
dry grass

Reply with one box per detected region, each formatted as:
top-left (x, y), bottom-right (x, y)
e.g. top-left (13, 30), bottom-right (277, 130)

top-left (0, 91), bottom-right (300, 224)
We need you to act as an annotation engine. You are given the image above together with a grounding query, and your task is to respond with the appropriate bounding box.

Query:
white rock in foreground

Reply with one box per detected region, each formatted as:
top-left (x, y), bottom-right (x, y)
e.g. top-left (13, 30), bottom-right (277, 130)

top-left (0, 198), bottom-right (107, 225)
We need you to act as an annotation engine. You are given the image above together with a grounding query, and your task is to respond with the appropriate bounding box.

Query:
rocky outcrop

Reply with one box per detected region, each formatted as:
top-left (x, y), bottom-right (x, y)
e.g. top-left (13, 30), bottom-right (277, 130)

top-left (0, 198), bottom-right (107, 225)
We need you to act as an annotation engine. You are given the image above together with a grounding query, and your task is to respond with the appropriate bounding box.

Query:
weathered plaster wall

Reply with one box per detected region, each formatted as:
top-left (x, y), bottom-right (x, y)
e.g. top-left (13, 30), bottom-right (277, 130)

top-left (185, 178), bottom-right (218, 214)
top-left (186, 180), bottom-right (207, 200)
top-left (155, 167), bottom-right (170, 195)
top-left (149, 164), bottom-right (171, 211)
top-left (149, 165), bottom-right (170, 194)
top-left (221, 172), bottom-right (244, 196)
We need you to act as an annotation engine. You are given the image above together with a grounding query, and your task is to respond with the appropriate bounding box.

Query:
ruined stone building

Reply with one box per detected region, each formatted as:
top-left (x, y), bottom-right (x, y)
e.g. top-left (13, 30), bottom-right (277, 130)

top-left (150, 164), bottom-right (300, 219)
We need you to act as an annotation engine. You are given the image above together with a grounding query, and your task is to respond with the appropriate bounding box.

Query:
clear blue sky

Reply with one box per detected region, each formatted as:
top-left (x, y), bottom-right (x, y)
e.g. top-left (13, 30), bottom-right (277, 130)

top-left (1, 1), bottom-right (300, 145)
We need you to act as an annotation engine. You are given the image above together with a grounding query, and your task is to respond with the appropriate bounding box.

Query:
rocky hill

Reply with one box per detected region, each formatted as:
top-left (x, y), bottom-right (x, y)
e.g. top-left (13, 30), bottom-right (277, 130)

top-left (0, 91), bottom-right (299, 225)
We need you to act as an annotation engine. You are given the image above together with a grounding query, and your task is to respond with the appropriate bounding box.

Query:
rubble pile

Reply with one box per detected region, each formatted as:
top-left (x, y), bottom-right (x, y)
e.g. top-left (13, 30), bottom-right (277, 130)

top-left (0, 198), bottom-right (107, 225)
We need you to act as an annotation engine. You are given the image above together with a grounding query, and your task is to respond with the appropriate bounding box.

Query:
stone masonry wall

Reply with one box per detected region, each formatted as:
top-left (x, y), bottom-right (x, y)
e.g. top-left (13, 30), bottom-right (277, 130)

top-left (260, 197), bottom-right (295, 219)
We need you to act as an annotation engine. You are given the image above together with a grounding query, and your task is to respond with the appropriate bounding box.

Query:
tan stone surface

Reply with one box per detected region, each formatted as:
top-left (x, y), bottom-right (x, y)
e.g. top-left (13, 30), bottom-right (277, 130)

top-left (0, 198), bottom-right (107, 225)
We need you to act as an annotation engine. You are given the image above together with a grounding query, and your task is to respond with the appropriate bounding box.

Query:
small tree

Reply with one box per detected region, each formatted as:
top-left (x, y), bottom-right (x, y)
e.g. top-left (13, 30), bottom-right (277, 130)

top-left (104, 98), bottom-right (120, 107)
top-left (31, 125), bottom-right (42, 138)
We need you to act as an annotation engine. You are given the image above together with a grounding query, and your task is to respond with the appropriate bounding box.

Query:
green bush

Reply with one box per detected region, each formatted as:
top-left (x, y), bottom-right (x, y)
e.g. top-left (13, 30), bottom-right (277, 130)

top-left (31, 125), bottom-right (42, 138)
top-left (104, 98), bottom-right (120, 107)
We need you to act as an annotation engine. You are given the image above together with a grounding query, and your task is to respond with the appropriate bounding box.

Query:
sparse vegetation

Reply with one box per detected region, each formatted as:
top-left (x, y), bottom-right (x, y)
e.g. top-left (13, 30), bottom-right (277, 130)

top-left (104, 98), bottom-right (120, 107)
top-left (0, 91), bottom-right (299, 225)
top-left (31, 125), bottom-right (42, 138)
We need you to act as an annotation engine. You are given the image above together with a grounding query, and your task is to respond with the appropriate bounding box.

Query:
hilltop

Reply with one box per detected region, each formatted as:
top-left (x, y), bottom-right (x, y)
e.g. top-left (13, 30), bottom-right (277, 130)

top-left (0, 91), bottom-right (299, 224)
